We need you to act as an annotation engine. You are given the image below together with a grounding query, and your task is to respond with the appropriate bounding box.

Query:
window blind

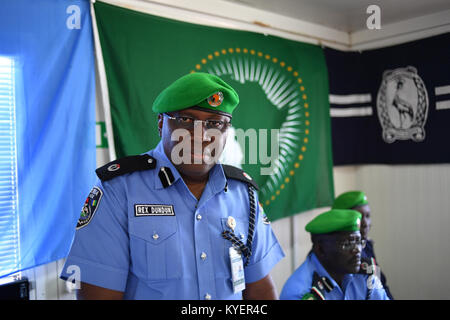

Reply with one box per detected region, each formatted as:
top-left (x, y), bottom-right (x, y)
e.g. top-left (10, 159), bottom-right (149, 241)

top-left (0, 56), bottom-right (20, 278)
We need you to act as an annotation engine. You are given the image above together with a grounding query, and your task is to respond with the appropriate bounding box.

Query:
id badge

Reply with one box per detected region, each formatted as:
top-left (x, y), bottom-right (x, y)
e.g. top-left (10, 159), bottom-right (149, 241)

top-left (229, 247), bottom-right (246, 293)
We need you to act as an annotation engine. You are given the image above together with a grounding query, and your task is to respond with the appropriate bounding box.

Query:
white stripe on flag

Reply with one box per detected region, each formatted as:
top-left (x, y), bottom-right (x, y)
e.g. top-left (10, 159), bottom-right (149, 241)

top-left (435, 85), bottom-right (450, 96)
top-left (330, 106), bottom-right (373, 117)
top-left (436, 100), bottom-right (450, 110)
top-left (329, 94), bottom-right (372, 105)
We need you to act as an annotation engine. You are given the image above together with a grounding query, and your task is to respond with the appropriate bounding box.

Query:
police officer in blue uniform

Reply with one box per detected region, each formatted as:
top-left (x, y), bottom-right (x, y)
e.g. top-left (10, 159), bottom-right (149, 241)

top-left (60, 72), bottom-right (285, 300)
top-left (280, 209), bottom-right (389, 300)
top-left (332, 191), bottom-right (394, 299)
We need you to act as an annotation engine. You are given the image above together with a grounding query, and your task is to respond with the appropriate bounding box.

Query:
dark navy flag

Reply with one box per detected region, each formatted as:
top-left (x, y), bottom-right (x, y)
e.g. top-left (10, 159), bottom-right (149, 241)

top-left (325, 33), bottom-right (450, 165)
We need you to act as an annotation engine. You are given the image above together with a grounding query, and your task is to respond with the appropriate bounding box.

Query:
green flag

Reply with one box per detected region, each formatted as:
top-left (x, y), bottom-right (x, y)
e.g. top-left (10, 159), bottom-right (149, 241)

top-left (94, 1), bottom-right (334, 221)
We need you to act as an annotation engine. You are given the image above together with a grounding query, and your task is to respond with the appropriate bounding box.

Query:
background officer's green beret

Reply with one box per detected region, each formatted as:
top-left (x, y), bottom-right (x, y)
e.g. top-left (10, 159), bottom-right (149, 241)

top-left (332, 191), bottom-right (368, 209)
top-left (305, 209), bottom-right (362, 234)
top-left (152, 72), bottom-right (239, 116)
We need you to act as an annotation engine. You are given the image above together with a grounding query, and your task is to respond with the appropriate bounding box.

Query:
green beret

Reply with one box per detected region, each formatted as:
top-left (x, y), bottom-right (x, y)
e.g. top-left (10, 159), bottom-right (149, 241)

top-left (332, 191), bottom-right (368, 209)
top-left (152, 72), bottom-right (239, 116)
top-left (305, 209), bottom-right (362, 234)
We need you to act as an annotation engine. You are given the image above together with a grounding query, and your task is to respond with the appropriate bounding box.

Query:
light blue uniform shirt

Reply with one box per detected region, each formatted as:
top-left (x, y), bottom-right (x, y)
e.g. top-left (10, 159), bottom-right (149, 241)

top-left (280, 252), bottom-right (389, 300)
top-left (61, 142), bottom-right (284, 299)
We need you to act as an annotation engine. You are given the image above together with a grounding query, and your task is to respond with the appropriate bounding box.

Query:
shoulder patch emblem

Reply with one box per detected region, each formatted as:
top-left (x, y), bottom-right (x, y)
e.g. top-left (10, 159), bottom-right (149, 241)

top-left (77, 187), bottom-right (103, 230)
top-left (259, 202), bottom-right (271, 225)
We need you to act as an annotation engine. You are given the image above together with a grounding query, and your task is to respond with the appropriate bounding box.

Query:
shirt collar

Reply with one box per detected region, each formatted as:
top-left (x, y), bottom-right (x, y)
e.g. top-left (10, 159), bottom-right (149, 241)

top-left (207, 162), bottom-right (227, 195)
top-left (310, 252), bottom-right (355, 293)
top-left (150, 141), bottom-right (227, 193)
top-left (150, 141), bottom-right (182, 190)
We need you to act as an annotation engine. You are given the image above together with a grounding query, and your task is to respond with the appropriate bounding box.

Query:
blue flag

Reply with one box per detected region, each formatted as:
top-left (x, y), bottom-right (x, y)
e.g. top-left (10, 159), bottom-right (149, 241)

top-left (0, 0), bottom-right (96, 277)
top-left (325, 33), bottom-right (450, 165)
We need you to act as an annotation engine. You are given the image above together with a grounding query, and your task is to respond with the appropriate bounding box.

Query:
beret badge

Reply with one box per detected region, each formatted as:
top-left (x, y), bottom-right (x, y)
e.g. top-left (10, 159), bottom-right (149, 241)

top-left (207, 91), bottom-right (224, 107)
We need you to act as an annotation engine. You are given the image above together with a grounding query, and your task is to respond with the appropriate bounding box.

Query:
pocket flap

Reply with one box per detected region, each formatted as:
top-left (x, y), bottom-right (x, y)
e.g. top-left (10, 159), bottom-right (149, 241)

top-left (129, 216), bottom-right (178, 244)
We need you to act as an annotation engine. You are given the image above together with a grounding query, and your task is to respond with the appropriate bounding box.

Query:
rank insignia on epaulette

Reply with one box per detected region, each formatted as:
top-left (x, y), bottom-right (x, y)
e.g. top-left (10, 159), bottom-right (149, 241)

top-left (77, 187), bottom-right (103, 230)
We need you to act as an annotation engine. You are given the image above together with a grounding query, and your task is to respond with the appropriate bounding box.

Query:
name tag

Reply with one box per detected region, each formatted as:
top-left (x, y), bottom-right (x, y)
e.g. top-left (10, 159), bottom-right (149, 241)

top-left (134, 204), bottom-right (175, 216)
top-left (229, 247), bottom-right (246, 293)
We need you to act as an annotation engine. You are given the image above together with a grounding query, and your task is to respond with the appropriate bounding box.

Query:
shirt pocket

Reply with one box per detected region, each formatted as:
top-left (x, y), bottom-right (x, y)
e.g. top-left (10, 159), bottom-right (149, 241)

top-left (129, 216), bottom-right (181, 281)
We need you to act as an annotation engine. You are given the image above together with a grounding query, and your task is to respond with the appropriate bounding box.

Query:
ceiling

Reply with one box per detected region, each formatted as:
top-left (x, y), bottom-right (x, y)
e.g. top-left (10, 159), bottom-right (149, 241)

top-left (222, 0), bottom-right (450, 33)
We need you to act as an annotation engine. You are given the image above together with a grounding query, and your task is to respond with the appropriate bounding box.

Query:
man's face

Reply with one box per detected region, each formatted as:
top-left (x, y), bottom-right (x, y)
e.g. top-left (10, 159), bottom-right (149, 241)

top-left (318, 231), bottom-right (363, 275)
top-left (353, 204), bottom-right (371, 239)
top-left (158, 107), bottom-right (230, 179)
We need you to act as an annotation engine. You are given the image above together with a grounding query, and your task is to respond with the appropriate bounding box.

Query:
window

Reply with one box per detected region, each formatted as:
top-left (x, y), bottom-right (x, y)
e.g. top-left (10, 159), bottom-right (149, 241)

top-left (0, 56), bottom-right (20, 278)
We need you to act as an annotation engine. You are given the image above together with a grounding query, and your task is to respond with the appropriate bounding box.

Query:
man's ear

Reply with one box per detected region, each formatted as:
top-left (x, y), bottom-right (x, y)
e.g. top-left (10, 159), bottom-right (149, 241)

top-left (158, 114), bottom-right (163, 137)
top-left (313, 241), bottom-right (325, 259)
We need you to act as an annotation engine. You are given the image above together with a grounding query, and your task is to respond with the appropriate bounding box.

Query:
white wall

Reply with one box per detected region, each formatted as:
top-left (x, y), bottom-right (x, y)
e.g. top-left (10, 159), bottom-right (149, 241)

top-left (18, 0), bottom-right (450, 300)
top-left (342, 165), bottom-right (450, 299)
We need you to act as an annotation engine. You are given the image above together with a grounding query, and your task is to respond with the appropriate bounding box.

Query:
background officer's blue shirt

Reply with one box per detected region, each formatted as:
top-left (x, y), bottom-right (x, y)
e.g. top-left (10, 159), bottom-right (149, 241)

top-left (61, 142), bottom-right (285, 299)
top-left (280, 252), bottom-right (389, 300)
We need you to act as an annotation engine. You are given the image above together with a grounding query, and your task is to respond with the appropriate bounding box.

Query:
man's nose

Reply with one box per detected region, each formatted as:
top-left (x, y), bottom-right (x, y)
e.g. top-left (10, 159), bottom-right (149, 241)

top-left (193, 120), bottom-right (211, 142)
top-left (351, 244), bottom-right (362, 253)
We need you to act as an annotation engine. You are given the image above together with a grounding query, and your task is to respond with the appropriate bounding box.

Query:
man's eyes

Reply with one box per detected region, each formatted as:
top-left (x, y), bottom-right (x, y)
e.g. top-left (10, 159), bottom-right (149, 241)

top-left (208, 120), bottom-right (224, 127)
top-left (179, 116), bottom-right (194, 122)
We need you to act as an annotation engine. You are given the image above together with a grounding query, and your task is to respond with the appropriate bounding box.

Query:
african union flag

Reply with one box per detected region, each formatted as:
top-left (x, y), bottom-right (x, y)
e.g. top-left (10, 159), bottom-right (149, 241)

top-left (94, 1), bottom-right (334, 221)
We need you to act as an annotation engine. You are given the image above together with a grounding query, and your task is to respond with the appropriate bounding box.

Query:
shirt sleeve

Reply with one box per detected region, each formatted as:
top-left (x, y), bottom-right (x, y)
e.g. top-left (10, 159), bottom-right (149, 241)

top-left (244, 191), bottom-right (285, 283)
top-left (279, 261), bottom-right (312, 300)
top-left (60, 178), bottom-right (130, 292)
top-left (368, 278), bottom-right (391, 300)
top-left (280, 274), bottom-right (306, 300)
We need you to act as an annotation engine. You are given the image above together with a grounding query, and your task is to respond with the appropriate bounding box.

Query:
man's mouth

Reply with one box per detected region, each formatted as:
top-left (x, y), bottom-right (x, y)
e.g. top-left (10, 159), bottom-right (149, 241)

top-left (350, 255), bottom-right (361, 267)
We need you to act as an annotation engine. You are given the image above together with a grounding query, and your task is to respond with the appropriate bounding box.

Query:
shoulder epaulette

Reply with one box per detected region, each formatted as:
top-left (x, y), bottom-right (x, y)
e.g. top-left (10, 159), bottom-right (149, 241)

top-left (96, 154), bottom-right (156, 181)
top-left (222, 164), bottom-right (259, 190)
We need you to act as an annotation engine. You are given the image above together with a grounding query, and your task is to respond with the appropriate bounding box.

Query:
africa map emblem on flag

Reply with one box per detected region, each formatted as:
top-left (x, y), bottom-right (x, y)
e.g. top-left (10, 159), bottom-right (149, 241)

top-left (94, 1), bottom-right (335, 220)
top-left (191, 47), bottom-right (311, 208)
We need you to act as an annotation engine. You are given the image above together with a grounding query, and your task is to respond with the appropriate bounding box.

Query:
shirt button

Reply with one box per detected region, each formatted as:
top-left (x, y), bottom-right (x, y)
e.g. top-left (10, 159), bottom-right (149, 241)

top-left (152, 233), bottom-right (159, 240)
top-left (200, 252), bottom-right (207, 260)
top-left (196, 214), bottom-right (202, 220)
top-left (204, 293), bottom-right (211, 300)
